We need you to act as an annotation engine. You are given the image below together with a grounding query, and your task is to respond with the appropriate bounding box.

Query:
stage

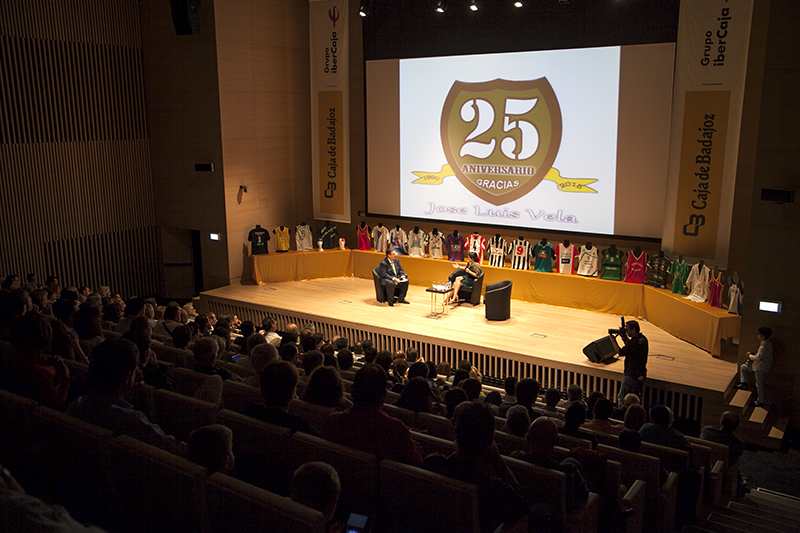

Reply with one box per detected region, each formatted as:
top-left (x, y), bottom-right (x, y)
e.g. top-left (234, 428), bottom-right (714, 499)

top-left (197, 272), bottom-right (739, 429)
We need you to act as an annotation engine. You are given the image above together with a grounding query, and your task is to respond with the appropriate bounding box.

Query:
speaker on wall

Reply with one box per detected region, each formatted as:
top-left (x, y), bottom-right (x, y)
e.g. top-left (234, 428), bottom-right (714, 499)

top-left (171, 0), bottom-right (201, 35)
top-left (583, 336), bottom-right (618, 363)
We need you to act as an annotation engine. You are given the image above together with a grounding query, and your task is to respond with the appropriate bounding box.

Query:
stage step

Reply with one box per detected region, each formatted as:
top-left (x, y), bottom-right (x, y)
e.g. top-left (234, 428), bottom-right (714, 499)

top-left (725, 387), bottom-right (785, 450)
top-left (729, 499), bottom-right (800, 522)
top-left (747, 487), bottom-right (800, 512)
top-left (710, 506), bottom-right (800, 533)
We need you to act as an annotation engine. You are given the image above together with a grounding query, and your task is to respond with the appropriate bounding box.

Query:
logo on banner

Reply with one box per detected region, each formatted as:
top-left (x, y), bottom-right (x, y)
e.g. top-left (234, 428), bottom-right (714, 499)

top-left (328, 6), bottom-right (339, 26)
top-left (412, 78), bottom-right (598, 205)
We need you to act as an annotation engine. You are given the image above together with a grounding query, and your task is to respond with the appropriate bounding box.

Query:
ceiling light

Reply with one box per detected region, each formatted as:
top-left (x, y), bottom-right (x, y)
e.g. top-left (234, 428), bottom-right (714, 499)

top-left (514, 1), bottom-right (523, 6)
top-left (359, 1), bottom-right (369, 17)
top-left (470, 0), bottom-right (479, 11)
top-left (436, 1), bottom-right (447, 13)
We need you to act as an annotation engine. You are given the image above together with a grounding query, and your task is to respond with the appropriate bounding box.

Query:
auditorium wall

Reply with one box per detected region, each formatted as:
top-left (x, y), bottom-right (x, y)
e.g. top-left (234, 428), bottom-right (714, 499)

top-left (0, 0), bottom-right (161, 298)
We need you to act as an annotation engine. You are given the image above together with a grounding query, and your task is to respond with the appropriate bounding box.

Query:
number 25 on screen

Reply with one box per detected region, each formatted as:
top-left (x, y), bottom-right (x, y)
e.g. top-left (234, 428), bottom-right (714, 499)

top-left (459, 98), bottom-right (539, 161)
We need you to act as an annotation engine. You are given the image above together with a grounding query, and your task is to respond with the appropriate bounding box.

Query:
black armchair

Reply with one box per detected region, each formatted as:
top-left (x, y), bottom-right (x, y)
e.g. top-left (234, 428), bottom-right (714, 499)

top-left (373, 266), bottom-right (403, 303)
top-left (456, 271), bottom-right (484, 306)
top-left (484, 280), bottom-right (512, 320)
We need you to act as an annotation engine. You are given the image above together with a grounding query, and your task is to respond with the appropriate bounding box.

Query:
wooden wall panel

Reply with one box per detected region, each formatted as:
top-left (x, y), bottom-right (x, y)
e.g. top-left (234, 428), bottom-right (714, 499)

top-left (0, 0), bottom-right (160, 298)
top-left (214, 0), bottom-right (312, 283)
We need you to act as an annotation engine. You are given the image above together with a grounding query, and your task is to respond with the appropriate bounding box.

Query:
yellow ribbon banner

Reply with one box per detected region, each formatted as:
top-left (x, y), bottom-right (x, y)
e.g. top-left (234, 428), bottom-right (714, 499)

top-left (412, 165), bottom-right (597, 193)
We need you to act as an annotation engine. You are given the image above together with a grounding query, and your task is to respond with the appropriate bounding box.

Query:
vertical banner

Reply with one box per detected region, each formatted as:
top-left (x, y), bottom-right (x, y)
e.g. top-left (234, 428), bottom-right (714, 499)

top-left (662, 0), bottom-right (753, 266)
top-left (309, 0), bottom-right (350, 224)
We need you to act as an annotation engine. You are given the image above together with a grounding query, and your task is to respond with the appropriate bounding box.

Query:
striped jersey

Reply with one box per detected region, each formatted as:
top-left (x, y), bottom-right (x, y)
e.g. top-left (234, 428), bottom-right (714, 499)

top-left (510, 239), bottom-right (533, 270)
top-left (488, 236), bottom-right (508, 267)
top-left (465, 233), bottom-right (487, 263)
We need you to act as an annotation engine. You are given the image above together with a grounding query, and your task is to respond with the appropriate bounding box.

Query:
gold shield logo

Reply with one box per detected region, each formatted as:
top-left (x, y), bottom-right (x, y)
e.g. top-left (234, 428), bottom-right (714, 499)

top-left (440, 78), bottom-right (562, 205)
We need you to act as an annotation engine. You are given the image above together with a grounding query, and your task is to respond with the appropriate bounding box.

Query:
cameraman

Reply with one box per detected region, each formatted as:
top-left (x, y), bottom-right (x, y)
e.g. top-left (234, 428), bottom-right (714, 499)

top-left (612, 320), bottom-right (648, 408)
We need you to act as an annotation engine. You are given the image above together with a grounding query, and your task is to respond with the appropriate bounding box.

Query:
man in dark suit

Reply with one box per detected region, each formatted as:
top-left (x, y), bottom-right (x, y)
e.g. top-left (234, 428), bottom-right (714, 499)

top-left (378, 250), bottom-right (410, 306)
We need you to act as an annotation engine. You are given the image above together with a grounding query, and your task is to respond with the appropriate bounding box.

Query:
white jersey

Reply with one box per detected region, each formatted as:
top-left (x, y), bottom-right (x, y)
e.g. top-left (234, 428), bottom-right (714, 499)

top-left (388, 227), bottom-right (408, 254)
top-left (407, 230), bottom-right (425, 257)
top-left (371, 226), bottom-right (389, 252)
top-left (488, 236), bottom-right (508, 268)
top-left (465, 233), bottom-right (487, 264)
top-left (426, 232), bottom-right (445, 259)
top-left (576, 245), bottom-right (599, 277)
top-left (295, 224), bottom-right (314, 251)
top-left (556, 243), bottom-right (578, 274)
top-left (684, 263), bottom-right (711, 303)
top-left (510, 239), bottom-right (533, 270)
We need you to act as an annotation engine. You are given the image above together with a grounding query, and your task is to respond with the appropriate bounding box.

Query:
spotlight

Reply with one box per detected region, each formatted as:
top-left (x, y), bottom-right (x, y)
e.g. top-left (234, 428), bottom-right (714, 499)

top-left (514, 0), bottom-right (523, 6)
top-left (436, 0), bottom-right (447, 13)
top-left (470, 0), bottom-right (478, 11)
top-left (358, 1), bottom-right (370, 17)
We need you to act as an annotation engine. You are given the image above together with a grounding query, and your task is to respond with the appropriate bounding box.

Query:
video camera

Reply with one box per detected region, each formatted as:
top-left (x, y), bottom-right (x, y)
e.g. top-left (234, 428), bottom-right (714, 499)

top-left (608, 316), bottom-right (627, 336)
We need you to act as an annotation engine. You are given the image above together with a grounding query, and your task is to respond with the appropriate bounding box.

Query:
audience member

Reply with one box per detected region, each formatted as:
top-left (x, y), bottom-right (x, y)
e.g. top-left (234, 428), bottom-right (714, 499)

top-left (623, 403), bottom-right (647, 431)
top-left (699, 411), bottom-right (745, 465)
top-left (428, 401), bottom-right (528, 533)
top-left (234, 320), bottom-right (256, 354)
top-left (241, 343), bottom-right (278, 387)
top-left (444, 387), bottom-right (468, 419)
top-left (557, 384), bottom-right (587, 411)
top-left (395, 376), bottom-right (444, 415)
top-left (4, 313), bottom-right (70, 409)
top-left (581, 398), bottom-right (622, 435)
top-left (542, 387), bottom-right (563, 418)
top-left (639, 405), bottom-right (698, 467)
top-left (612, 392), bottom-right (641, 421)
top-left (499, 378), bottom-right (540, 421)
top-left (322, 364), bottom-right (422, 465)
top-left (503, 404), bottom-right (531, 438)
top-left (186, 424), bottom-right (235, 475)
top-left (193, 336), bottom-right (240, 382)
top-left (261, 317), bottom-right (282, 347)
top-left (586, 390), bottom-right (605, 421)
top-left (244, 361), bottom-right (318, 436)
top-left (303, 365), bottom-right (351, 410)
top-left (115, 297), bottom-right (146, 335)
top-left (291, 462), bottom-right (341, 526)
top-left (67, 339), bottom-right (181, 454)
top-left (618, 428), bottom-right (642, 453)
top-left (501, 376), bottom-right (517, 406)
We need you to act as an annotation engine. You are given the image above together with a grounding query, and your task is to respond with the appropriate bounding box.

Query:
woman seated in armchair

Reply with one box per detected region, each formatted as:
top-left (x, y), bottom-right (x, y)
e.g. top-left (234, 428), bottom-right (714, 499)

top-left (443, 252), bottom-right (483, 305)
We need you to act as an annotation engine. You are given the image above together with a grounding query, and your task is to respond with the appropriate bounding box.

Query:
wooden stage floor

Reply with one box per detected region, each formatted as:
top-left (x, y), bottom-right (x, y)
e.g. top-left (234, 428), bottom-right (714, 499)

top-left (200, 277), bottom-right (737, 396)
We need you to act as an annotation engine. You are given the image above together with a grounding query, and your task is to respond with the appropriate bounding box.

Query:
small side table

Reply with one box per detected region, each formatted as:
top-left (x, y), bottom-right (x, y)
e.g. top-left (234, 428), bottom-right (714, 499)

top-left (426, 287), bottom-right (451, 316)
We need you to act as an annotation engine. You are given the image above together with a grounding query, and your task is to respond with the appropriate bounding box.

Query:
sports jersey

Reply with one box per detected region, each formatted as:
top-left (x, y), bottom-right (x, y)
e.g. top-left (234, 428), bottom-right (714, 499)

top-left (576, 245), bottom-right (599, 277)
top-left (488, 236), bottom-right (508, 268)
top-left (728, 277), bottom-right (742, 315)
top-left (388, 227), bottom-right (408, 254)
top-left (446, 233), bottom-right (466, 261)
top-left (533, 241), bottom-right (555, 272)
top-left (371, 225), bottom-right (389, 252)
top-left (465, 233), bottom-right (487, 264)
top-left (273, 226), bottom-right (290, 252)
top-left (599, 247), bottom-right (624, 280)
top-left (248, 226), bottom-right (270, 255)
top-left (407, 229), bottom-right (426, 257)
top-left (357, 224), bottom-right (371, 250)
top-left (555, 243), bottom-right (579, 274)
top-left (708, 271), bottom-right (723, 307)
top-left (670, 259), bottom-right (690, 295)
top-left (426, 231), bottom-right (445, 259)
top-left (685, 263), bottom-right (711, 302)
top-left (646, 254), bottom-right (671, 288)
top-left (319, 223), bottom-right (338, 249)
top-left (510, 239), bottom-right (533, 270)
top-left (623, 250), bottom-right (647, 283)
top-left (295, 224), bottom-right (314, 251)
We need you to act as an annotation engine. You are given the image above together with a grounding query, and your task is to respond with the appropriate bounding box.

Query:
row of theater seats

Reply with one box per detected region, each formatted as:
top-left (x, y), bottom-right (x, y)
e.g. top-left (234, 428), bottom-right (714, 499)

top-left (2, 386), bottom-right (604, 533)
top-left (62, 334), bottom-right (736, 533)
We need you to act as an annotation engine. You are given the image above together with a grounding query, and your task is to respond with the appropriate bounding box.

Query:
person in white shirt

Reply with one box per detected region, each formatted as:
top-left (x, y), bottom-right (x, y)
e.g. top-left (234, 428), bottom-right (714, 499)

top-left (737, 326), bottom-right (773, 407)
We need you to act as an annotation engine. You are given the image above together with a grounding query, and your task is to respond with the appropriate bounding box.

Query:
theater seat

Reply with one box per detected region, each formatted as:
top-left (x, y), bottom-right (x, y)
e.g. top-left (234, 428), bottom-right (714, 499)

top-left (484, 280), bottom-right (512, 320)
